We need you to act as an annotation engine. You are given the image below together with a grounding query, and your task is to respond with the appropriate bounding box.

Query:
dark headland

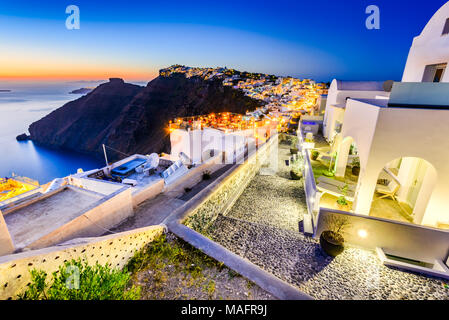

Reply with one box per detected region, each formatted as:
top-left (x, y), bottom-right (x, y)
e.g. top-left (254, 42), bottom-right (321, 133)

top-left (28, 73), bottom-right (264, 160)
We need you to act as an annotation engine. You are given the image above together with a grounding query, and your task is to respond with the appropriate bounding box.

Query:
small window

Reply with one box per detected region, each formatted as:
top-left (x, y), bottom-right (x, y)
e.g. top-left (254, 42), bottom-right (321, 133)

top-left (434, 68), bottom-right (445, 82)
top-left (442, 18), bottom-right (449, 35)
top-left (422, 63), bottom-right (447, 82)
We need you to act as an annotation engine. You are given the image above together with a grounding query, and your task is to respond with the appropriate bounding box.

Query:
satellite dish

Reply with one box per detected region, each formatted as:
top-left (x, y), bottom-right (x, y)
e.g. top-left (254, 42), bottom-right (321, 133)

top-left (145, 153), bottom-right (160, 170)
top-left (383, 80), bottom-right (394, 92)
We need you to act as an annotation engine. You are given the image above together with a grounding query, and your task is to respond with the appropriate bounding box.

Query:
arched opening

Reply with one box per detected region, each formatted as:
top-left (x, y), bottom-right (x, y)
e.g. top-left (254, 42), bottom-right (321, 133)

top-left (369, 157), bottom-right (437, 225)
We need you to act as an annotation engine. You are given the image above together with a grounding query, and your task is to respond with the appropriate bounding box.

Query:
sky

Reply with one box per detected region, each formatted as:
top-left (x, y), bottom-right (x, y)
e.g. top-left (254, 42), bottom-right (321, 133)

top-left (0, 0), bottom-right (447, 82)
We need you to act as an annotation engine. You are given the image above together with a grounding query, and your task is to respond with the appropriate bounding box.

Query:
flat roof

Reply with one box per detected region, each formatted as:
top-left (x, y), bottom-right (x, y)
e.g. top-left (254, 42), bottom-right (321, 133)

top-left (4, 187), bottom-right (102, 248)
top-left (335, 80), bottom-right (386, 91)
top-left (352, 98), bottom-right (449, 110)
top-left (350, 98), bottom-right (390, 108)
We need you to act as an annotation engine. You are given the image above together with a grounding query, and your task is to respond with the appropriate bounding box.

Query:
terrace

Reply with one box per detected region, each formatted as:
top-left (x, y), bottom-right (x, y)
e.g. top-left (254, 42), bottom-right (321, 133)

top-left (75, 154), bottom-right (172, 207)
top-left (3, 186), bottom-right (103, 249)
top-left (0, 176), bottom-right (40, 207)
top-left (302, 130), bottom-right (413, 225)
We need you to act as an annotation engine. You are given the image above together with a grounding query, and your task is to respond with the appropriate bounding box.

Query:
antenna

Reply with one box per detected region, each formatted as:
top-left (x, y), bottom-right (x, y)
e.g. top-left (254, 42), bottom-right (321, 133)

top-left (102, 144), bottom-right (109, 166)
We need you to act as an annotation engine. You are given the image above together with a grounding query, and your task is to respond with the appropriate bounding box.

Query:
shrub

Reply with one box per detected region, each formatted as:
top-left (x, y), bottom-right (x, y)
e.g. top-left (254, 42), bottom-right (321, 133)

top-left (337, 196), bottom-right (348, 206)
top-left (18, 259), bottom-right (140, 300)
top-left (202, 170), bottom-right (212, 180)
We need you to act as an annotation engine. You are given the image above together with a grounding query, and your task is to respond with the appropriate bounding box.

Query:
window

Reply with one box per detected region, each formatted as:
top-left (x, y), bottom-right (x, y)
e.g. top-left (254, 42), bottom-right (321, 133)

top-left (433, 68), bottom-right (445, 82)
top-left (442, 18), bottom-right (449, 35)
top-left (422, 63), bottom-right (447, 82)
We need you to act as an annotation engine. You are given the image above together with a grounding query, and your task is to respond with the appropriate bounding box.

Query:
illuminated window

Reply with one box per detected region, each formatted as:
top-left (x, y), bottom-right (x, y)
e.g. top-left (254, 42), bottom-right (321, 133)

top-left (442, 18), bottom-right (449, 35)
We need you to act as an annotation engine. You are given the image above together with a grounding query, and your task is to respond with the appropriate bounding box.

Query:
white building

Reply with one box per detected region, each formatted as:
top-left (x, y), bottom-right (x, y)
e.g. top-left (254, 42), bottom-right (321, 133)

top-left (402, 2), bottom-right (449, 83)
top-left (302, 2), bottom-right (449, 274)
top-left (170, 126), bottom-right (274, 165)
top-left (323, 80), bottom-right (390, 142)
top-left (328, 3), bottom-right (449, 229)
top-left (336, 83), bottom-right (449, 228)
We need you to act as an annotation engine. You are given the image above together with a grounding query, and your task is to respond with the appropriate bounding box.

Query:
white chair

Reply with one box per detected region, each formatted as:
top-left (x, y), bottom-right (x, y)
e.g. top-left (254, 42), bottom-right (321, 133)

top-left (375, 179), bottom-right (400, 201)
top-left (375, 167), bottom-right (401, 201)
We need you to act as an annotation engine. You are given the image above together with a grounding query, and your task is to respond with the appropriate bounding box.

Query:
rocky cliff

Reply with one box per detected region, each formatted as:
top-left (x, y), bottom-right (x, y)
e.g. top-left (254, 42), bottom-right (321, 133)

top-left (29, 74), bottom-right (263, 160)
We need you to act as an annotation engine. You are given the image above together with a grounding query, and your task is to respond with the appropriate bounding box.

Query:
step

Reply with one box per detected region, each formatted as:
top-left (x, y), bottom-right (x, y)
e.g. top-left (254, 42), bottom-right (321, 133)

top-left (302, 214), bottom-right (314, 236)
top-left (376, 247), bottom-right (449, 280)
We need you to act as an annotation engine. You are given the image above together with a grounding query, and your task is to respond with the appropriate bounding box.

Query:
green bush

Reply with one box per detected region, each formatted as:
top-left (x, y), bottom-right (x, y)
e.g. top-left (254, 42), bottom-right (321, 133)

top-left (18, 259), bottom-right (140, 300)
top-left (202, 171), bottom-right (212, 181)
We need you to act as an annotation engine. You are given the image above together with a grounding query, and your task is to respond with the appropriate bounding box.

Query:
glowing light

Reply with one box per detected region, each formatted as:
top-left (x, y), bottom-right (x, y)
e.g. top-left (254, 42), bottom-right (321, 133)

top-left (357, 229), bottom-right (368, 238)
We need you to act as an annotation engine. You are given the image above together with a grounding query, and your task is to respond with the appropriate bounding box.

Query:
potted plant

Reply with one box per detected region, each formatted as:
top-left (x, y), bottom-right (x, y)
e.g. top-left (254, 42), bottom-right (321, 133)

top-left (319, 215), bottom-right (351, 257)
top-left (202, 170), bottom-right (212, 180)
top-left (336, 195), bottom-right (350, 211)
top-left (311, 150), bottom-right (319, 161)
top-left (290, 136), bottom-right (299, 154)
top-left (336, 184), bottom-right (351, 211)
top-left (290, 158), bottom-right (303, 180)
top-left (351, 158), bottom-right (360, 176)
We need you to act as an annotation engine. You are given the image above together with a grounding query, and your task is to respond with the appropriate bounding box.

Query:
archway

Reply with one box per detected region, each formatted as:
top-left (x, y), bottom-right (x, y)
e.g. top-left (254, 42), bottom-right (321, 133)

top-left (369, 157), bottom-right (437, 225)
top-left (315, 135), bottom-right (362, 213)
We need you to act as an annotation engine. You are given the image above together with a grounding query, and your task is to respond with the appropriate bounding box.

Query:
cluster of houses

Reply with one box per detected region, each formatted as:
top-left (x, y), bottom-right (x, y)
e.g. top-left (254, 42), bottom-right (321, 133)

top-left (159, 64), bottom-right (328, 119)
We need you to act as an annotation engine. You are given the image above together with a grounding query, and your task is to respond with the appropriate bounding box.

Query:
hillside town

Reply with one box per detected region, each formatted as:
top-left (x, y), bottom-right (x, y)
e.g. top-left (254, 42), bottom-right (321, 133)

top-left (161, 65), bottom-right (329, 133)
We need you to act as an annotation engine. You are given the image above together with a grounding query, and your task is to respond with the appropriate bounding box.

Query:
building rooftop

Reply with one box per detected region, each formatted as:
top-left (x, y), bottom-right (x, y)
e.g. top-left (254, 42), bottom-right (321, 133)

top-left (4, 187), bottom-right (102, 249)
top-left (336, 80), bottom-right (386, 91)
top-left (351, 98), bottom-right (390, 108)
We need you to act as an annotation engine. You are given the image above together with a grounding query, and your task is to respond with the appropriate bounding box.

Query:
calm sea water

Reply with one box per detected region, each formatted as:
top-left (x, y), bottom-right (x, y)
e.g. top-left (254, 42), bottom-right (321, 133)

top-left (0, 81), bottom-right (106, 184)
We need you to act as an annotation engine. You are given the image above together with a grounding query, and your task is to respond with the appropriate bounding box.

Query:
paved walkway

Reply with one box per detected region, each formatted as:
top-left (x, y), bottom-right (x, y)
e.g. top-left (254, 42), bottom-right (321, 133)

top-left (108, 195), bottom-right (186, 234)
top-left (207, 143), bottom-right (449, 300)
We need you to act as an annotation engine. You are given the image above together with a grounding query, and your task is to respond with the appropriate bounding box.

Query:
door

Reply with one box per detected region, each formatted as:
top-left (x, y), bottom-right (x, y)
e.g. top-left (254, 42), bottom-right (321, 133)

top-left (406, 159), bottom-right (428, 209)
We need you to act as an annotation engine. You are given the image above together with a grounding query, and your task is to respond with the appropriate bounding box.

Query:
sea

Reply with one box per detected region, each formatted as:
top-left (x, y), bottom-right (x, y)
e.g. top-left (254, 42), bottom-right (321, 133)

top-left (0, 81), bottom-right (107, 184)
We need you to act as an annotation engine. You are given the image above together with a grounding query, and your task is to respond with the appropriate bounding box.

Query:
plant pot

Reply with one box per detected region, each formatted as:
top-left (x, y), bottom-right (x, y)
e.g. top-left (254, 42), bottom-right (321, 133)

top-left (290, 170), bottom-right (302, 180)
top-left (290, 148), bottom-right (298, 155)
top-left (337, 203), bottom-right (351, 212)
top-left (320, 231), bottom-right (344, 257)
top-left (311, 153), bottom-right (319, 161)
top-left (352, 166), bottom-right (360, 176)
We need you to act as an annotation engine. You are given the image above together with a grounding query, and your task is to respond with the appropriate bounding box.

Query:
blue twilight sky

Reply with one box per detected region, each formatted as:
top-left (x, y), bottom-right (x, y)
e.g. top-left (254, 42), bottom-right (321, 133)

top-left (0, 0), bottom-right (447, 82)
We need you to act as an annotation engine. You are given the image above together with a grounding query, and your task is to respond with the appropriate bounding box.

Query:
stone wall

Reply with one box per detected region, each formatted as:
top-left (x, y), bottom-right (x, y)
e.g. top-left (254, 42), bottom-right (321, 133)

top-left (0, 225), bottom-right (164, 300)
top-left (183, 136), bottom-right (278, 234)
top-left (0, 211), bottom-right (14, 256)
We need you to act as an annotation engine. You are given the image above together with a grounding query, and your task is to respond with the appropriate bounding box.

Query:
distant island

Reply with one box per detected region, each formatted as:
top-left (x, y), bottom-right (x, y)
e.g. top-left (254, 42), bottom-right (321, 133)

top-left (0, 90), bottom-right (11, 92)
top-left (69, 88), bottom-right (94, 94)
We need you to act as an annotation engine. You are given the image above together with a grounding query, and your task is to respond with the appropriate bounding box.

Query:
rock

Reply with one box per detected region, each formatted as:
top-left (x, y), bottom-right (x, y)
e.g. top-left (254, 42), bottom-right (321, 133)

top-left (16, 133), bottom-right (30, 141)
top-left (29, 73), bottom-right (263, 160)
